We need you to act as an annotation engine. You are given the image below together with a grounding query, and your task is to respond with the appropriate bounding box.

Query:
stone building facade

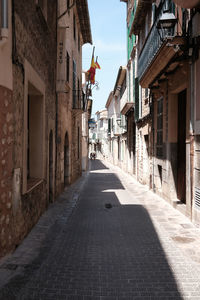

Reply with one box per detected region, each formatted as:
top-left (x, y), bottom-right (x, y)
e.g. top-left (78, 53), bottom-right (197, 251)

top-left (0, 0), bottom-right (57, 257)
top-left (105, 67), bottom-right (132, 172)
top-left (82, 72), bottom-right (93, 172)
top-left (0, 0), bottom-right (92, 258)
top-left (95, 109), bottom-right (108, 157)
top-left (56, 0), bottom-right (92, 194)
top-left (119, 0), bottom-right (200, 225)
top-left (0, 0), bottom-right (13, 256)
top-left (133, 0), bottom-right (192, 218)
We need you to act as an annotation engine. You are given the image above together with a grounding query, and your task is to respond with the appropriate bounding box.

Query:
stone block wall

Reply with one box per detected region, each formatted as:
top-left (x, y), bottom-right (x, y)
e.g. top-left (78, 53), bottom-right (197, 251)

top-left (0, 86), bottom-right (14, 256)
top-left (0, 0), bottom-right (57, 258)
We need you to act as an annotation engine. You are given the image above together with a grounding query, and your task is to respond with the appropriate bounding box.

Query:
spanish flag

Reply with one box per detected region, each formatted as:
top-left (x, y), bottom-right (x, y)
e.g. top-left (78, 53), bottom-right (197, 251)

top-left (87, 47), bottom-right (101, 84)
top-left (88, 56), bottom-right (96, 84)
top-left (95, 60), bottom-right (101, 70)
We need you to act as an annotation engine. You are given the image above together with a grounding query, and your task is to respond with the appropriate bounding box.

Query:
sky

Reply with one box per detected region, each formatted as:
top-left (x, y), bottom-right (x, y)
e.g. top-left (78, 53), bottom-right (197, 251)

top-left (82, 0), bottom-right (127, 119)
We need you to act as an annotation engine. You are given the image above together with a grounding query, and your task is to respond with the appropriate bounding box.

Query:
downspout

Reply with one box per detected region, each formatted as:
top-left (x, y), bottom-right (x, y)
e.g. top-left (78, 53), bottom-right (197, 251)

top-left (0, 0), bottom-right (8, 46)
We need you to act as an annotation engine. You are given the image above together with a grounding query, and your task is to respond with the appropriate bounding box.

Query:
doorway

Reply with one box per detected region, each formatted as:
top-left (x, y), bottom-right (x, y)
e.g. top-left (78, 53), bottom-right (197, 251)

top-left (64, 132), bottom-right (70, 186)
top-left (177, 89), bottom-right (186, 203)
top-left (49, 130), bottom-right (53, 203)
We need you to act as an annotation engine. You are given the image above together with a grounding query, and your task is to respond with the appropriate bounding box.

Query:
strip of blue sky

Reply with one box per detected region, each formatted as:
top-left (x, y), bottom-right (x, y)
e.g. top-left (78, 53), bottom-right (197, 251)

top-left (82, 0), bottom-right (127, 117)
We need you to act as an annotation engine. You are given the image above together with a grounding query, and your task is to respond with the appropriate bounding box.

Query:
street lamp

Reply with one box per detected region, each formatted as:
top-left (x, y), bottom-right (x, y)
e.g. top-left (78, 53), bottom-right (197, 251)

top-left (116, 117), bottom-right (127, 129)
top-left (116, 118), bottom-right (122, 127)
top-left (156, 10), bottom-right (177, 41)
top-left (157, 10), bottom-right (177, 30)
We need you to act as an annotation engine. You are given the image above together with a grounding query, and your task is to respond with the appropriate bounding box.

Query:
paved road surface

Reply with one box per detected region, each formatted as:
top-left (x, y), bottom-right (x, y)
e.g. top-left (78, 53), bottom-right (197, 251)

top-left (0, 159), bottom-right (200, 299)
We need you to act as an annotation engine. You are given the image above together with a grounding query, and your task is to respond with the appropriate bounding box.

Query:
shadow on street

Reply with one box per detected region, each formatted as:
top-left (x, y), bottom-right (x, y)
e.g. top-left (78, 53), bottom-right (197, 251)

top-left (0, 159), bottom-right (183, 299)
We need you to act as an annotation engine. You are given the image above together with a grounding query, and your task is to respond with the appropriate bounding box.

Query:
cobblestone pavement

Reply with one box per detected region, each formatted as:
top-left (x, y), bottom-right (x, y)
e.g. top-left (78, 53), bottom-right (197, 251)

top-left (1, 159), bottom-right (200, 299)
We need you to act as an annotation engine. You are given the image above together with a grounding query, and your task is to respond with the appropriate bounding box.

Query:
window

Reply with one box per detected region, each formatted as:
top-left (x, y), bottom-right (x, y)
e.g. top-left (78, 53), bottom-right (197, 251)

top-left (100, 119), bottom-right (103, 128)
top-left (156, 97), bottom-right (163, 157)
top-left (73, 59), bottom-right (76, 108)
top-left (73, 14), bottom-right (76, 41)
top-left (66, 52), bottom-right (70, 82)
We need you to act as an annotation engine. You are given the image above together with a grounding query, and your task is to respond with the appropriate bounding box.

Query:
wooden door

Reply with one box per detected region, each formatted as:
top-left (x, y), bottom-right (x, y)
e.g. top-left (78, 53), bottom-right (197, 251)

top-left (177, 89), bottom-right (186, 203)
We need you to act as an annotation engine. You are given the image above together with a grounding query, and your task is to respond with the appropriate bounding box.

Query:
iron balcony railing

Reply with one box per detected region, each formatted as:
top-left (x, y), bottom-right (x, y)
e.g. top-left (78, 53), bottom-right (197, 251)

top-left (138, 0), bottom-right (175, 80)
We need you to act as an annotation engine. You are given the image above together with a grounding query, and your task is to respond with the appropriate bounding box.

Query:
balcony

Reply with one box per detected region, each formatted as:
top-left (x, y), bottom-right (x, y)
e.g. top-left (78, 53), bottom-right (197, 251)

top-left (138, 0), bottom-right (186, 88)
top-left (120, 87), bottom-right (134, 115)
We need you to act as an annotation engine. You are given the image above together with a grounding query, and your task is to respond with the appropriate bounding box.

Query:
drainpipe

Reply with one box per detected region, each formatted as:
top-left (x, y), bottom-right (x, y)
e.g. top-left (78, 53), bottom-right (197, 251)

top-left (0, 0), bottom-right (9, 46)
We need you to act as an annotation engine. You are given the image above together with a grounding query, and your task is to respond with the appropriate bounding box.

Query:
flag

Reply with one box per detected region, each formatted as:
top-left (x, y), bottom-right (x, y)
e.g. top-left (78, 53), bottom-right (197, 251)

top-left (87, 48), bottom-right (100, 84)
top-left (95, 60), bottom-right (101, 69)
top-left (87, 56), bottom-right (96, 84)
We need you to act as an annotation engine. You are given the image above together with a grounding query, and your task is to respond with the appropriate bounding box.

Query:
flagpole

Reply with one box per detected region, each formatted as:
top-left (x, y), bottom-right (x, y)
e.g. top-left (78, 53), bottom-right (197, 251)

top-left (91, 46), bottom-right (95, 62)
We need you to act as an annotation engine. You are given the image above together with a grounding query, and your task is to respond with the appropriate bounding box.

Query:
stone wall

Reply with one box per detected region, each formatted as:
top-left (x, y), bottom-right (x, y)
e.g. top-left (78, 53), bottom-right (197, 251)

top-left (0, 0), bottom-right (57, 258)
top-left (0, 86), bottom-right (14, 256)
top-left (56, 1), bottom-right (84, 190)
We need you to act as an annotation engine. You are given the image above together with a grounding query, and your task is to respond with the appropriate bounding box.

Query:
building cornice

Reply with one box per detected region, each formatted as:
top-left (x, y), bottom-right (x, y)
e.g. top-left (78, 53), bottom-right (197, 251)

top-left (130, 0), bottom-right (153, 35)
top-left (105, 91), bottom-right (114, 108)
top-left (113, 66), bottom-right (126, 96)
top-left (76, 0), bottom-right (92, 44)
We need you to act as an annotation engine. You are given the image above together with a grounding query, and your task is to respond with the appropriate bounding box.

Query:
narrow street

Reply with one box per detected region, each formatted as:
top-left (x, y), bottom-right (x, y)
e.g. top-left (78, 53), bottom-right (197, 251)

top-left (1, 159), bottom-right (200, 300)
